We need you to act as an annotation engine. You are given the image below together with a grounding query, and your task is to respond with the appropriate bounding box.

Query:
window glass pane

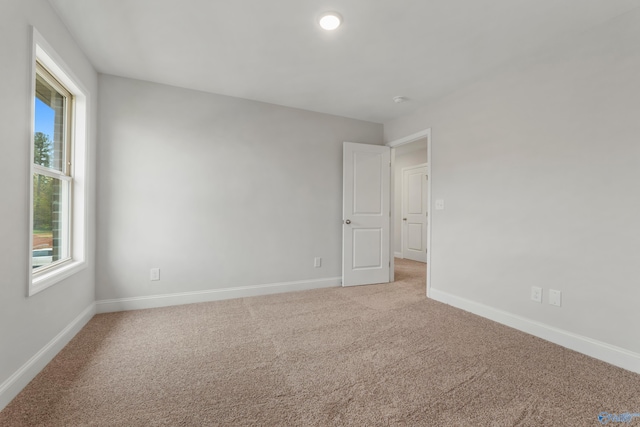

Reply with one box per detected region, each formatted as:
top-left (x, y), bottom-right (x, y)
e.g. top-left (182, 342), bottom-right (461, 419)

top-left (35, 73), bottom-right (66, 172)
top-left (32, 173), bottom-right (69, 269)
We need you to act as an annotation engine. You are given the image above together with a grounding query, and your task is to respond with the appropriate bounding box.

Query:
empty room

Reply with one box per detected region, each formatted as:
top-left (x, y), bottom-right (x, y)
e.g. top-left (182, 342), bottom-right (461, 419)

top-left (1, 1), bottom-right (640, 425)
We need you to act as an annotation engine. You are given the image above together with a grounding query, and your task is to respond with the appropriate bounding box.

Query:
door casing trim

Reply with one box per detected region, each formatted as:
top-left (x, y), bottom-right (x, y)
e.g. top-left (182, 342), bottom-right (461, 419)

top-left (386, 128), bottom-right (432, 296)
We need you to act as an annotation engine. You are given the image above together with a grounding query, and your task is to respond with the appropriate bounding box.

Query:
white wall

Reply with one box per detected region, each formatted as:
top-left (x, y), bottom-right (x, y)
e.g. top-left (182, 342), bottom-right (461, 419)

top-left (96, 75), bottom-right (382, 305)
top-left (0, 0), bottom-right (97, 408)
top-left (393, 142), bottom-right (428, 255)
top-left (384, 8), bottom-right (640, 363)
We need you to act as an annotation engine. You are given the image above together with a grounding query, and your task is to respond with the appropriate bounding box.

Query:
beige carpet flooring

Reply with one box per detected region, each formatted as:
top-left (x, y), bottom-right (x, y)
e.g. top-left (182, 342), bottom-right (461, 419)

top-left (1, 258), bottom-right (639, 426)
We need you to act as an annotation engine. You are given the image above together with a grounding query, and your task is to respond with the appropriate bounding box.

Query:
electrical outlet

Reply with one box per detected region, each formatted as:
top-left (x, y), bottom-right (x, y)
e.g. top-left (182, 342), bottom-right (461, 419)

top-left (150, 268), bottom-right (160, 281)
top-left (531, 286), bottom-right (542, 303)
top-left (435, 199), bottom-right (445, 210)
top-left (314, 257), bottom-right (322, 268)
top-left (549, 289), bottom-right (562, 307)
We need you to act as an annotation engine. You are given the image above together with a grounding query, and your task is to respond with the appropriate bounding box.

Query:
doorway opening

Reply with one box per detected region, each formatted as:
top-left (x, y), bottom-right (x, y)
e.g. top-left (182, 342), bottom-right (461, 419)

top-left (387, 129), bottom-right (431, 297)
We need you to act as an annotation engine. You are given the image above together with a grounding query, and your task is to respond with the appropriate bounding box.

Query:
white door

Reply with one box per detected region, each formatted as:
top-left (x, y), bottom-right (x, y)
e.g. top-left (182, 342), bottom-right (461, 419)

top-left (342, 142), bottom-right (391, 287)
top-left (402, 165), bottom-right (428, 263)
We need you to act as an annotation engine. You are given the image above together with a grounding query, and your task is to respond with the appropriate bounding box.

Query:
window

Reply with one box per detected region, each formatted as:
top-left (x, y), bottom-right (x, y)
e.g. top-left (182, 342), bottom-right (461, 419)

top-left (30, 28), bottom-right (88, 295)
top-left (32, 62), bottom-right (73, 272)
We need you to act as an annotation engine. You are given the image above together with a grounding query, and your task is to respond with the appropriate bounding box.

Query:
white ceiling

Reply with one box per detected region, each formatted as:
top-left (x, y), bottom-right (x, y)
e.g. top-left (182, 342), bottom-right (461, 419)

top-left (50, 0), bottom-right (640, 123)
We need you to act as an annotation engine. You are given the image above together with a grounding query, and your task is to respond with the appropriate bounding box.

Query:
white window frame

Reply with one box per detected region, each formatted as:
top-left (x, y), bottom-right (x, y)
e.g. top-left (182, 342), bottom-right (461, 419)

top-left (29, 28), bottom-right (89, 296)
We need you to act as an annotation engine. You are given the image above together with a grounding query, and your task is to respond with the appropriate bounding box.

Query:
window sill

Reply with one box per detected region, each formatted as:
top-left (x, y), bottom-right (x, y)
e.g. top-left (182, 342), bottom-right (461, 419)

top-left (30, 260), bottom-right (87, 296)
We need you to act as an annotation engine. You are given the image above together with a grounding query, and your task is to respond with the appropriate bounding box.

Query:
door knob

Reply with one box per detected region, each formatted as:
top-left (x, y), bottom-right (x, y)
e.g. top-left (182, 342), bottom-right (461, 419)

top-left (345, 219), bottom-right (351, 224)
top-left (403, 218), bottom-right (407, 221)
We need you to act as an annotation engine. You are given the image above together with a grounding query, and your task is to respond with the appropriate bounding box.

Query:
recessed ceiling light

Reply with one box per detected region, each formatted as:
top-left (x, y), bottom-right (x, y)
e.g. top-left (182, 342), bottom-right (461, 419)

top-left (319, 12), bottom-right (342, 31)
top-left (393, 96), bottom-right (408, 104)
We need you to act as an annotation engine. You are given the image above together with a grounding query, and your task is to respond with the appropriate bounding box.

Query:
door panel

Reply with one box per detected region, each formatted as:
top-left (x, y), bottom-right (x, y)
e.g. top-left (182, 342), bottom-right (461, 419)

top-left (343, 142), bottom-right (390, 286)
top-left (353, 228), bottom-right (382, 269)
top-left (353, 152), bottom-right (383, 214)
top-left (408, 173), bottom-right (423, 213)
top-left (402, 165), bottom-right (428, 263)
top-left (407, 223), bottom-right (423, 250)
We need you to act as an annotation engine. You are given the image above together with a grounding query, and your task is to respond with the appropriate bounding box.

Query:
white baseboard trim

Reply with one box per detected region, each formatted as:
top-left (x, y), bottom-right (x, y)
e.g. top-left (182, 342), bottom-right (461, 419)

top-left (429, 289), bottom-right (640, 374)
top-left (394, 252), bottom-right (403, 259)
top-left (96, 276), bottom-right (342, 313)
top-left (0, 303), bottom-right (96, 411)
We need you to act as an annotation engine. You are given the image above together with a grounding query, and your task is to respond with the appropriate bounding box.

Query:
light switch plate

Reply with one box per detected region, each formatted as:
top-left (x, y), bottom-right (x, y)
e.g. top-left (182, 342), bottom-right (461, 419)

top-left (435, 199), bottom-right (445, 210)
top-left (549, 289), bottom-right (562, 307)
